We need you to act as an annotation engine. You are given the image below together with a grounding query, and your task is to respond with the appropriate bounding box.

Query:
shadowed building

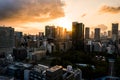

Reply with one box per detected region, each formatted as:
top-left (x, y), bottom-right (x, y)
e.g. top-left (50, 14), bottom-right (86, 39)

top-left (108, 31), bottom-right (112, 38)
top-left (46, 65), bottom-right (63, 80)
top-left (112, 23), bottom-right (119, 42)
top-left (85, 27), bottom-right (90, 40)
top-left (14, 31), bottom-right (23, 48)
top-left (45, 25), bottom-right (55, 39)
top-left (72, 22), bottom-right (84, 50)
top-left (0, 26), bottom-right (14, 53)
top-left (94, 28), bottom-right (100, 41)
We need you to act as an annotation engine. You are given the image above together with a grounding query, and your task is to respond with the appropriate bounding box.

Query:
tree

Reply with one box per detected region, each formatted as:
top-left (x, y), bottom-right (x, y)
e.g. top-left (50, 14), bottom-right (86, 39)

top-left (115, 57), bottom-right (120, 77)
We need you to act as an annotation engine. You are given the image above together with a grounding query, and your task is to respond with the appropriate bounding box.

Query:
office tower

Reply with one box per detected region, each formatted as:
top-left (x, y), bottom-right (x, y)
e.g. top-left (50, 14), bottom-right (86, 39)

top-left (39, 32), bottom-right (44, 37)
top-left (55, 26), bottom-right (67, 40)
top-left (108, 31), bottom-right (112, 38)
top-left (45, 25), bottom-right (55, 39)
top-left (118, 31), bottom-right (120, 44)
top-left (118, 30), bottom-right (120, 36)
top-left (55, 26), bottom-right (63, 40)
top-left (15, 31), bottom-right (23, 39)
top-left (63, 28), bottom-right (67, 40)
top-left (112, 23), bottom-right (119, 42)
top-left (94, 28), bottom-right (100, 41)
top-left (14, 31), bottom-right (23, 47)
top-left (38, 32), bottom-right (44, 40)
top-left (90, 31), bottom-right (94, 39)
top-left (0, 26), bottom-right (14, 53)
top-left (72, 22), bottom-right (84, 50)
top-left (85, 27), bottom-right (90, 39)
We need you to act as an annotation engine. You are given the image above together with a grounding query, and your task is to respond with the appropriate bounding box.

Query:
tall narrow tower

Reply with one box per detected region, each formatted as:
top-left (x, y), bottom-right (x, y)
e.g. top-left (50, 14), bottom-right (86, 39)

top-left (94, 28), bottom-right (100, 41)
top-left (85, 27), bottom-right (90, 39)
top-left (45, 25), bottom-right (55, 39)
top-left (72, 22), bottom-right (84, 50)
top-left (112, 23), bottom-right (119, 42)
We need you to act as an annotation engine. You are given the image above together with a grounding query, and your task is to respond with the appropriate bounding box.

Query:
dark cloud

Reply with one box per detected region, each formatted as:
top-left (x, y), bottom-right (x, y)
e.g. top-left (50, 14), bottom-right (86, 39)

top-left (99, 5), bottom-right (120, 14)
top-left (0, 0), bottom-right (65, 22)
top-left (81, 13), bottom-right (87, 18)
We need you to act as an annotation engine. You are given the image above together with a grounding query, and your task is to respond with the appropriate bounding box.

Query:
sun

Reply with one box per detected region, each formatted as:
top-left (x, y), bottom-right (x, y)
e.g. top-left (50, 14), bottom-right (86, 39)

top-left (56, 17), bottom-right (72, 31)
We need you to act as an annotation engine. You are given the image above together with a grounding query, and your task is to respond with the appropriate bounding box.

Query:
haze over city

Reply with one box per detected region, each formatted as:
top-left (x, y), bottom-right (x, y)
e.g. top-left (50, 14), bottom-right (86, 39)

top-left (1, 0), bottom-right (120, 80)
top-left (0, 0), bottom-right (120, 34)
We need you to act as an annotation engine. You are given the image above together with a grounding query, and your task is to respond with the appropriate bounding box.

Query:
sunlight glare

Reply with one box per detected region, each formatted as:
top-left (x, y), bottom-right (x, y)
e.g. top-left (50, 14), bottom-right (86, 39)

top-left (57, 18), bottom-right (72, 31)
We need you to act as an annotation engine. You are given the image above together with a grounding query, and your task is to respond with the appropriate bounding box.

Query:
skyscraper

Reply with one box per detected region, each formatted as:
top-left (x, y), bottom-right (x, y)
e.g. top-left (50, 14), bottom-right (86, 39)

top-left (14, 31), bottom-right (23, 48)
top-left (55, 26), bottom-right (64, 40)
top-left (72, 22), bottom-right (84, 50)
top-left (45, 25), bottom-right (55, 39)
top-left (94, 28), bottom-right (100, 41)
top-left (0, 26), bottom-right (14, 53)
top-left (112, 23), bottom-right (119, 42)
top-left (108, 31), bottom-right (112, 38)
top-left (85, 27), bottom-right (90, 39)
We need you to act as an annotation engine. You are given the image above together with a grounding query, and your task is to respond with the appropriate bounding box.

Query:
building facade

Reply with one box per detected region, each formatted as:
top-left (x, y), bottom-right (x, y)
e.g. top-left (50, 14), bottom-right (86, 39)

top-left (14, 31), bottom-right (23, 48)
top-left (72, 22), bottom-right (84, 50)
top-left (108, 31), bottom-right (112, 38)
top-left (85, 27), bottom-right (90, 40)
top-left (0, 26), bottom-right (14, 53)
top-left (94, 28), bottom-right (100, 41)
top-left (112, 23), bottom-right (119, 42)
top-left (45, 25), bottom-right (55, 39)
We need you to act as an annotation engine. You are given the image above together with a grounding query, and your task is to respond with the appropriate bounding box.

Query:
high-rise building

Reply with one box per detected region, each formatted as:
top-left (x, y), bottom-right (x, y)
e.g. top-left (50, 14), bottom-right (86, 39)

top-left (14, 31), bottom-right (23, 48)
top-left (72, 22), bottom-right (84, 50)
top-left (90, 31), bottom-right (94, 39)
top-left (55, 26), bottom-right (63, 40)
top-left (45, 25), bottom-right (55, 39)
top-left (94, 28), bottom-right (100, 41)
top-left (38, 32), bottom-right (44, 40)
top-left (85, 27), bottom-right (90, 39)
top-left (0, 26), bottom-right (14, 53)
top-left (118, 31), bottom-right (120, 44)
top-left (55, 26), bottom-right (67, 40)
top-left (15, 31), bottom-right (23, 39)
top-left (112, 23), bottom-right (119, 42)
top-left (108, 31), bottom-right (112, 38)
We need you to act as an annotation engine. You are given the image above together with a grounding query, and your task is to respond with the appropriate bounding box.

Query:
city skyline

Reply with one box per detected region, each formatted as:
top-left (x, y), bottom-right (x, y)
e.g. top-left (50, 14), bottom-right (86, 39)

top-left (0, 0), bottom-right (120, 34)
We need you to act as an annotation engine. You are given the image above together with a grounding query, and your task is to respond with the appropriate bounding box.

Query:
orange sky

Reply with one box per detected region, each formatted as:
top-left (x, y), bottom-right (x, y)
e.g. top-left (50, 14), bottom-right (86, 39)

top-left (0, 0), bottom-right (120, 34)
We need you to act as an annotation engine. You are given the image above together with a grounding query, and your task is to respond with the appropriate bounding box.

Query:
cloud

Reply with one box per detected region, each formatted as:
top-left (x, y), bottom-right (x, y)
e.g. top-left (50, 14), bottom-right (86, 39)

top-left (16, 27), bottom-right (42, 34)
top-left (99, 5), bottom-right (120, 14)
top-left (0, 0), bottom-right (65, 23)
top-left (81, 13), bottom-right (87, 18)
top-left (15, 25), bottom-right (43, 34)
top-left (91, 24), bottom-right (108, 32)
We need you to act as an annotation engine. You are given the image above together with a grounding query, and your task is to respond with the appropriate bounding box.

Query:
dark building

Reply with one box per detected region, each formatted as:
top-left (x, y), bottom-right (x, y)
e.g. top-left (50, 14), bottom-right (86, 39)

top-left (94, 28), bottom-right (100, 41)
top-left (45, 25), bottom-right (55, 39)
top-left (0, 26), bottom-right (14, 53)
top-left (13, 48), bottom-right (27, 61)
top-left (7, 62), bottom-right (32, 80)
top-left (29, 70), bottom-right (44, 80)
top-left (108, 30), bottom-right (112, 38)
top-left (85, 27), bottom-right (90, 39)
top-left (15, 31), bottom-right (23, 39)
top-left (112, 23), bottom-right (119, 42)
top-left (46, 65), bottom-right (63, 80)
top-left (72, 22), bottom-right (84, 50)
top-left (55, 26), bottom-right (63, 40)
top-left (14, 31), bottom-right (23, 48)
